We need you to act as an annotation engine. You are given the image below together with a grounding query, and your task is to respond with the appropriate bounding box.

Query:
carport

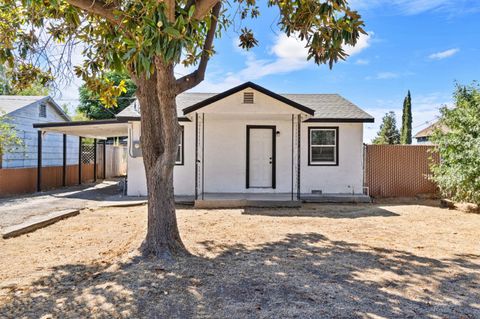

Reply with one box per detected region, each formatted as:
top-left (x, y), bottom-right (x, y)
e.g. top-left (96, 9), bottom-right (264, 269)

top-left (33, 119), bottom-right (129, 192)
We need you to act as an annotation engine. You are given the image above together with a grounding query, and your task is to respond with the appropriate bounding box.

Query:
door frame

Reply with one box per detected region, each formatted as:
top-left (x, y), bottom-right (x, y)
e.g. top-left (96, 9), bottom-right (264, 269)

top-left (246, 125), bottom-right (276, 189)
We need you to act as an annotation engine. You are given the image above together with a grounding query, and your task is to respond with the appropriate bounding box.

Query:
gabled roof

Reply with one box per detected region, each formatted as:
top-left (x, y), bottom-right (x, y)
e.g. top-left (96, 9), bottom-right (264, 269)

top-left (414, 121), bottom-right (448, 138)
top-left (0, 95), bottom-right (70, 121)
top-left (116, 82), bottom-right (374, 123)
top-left (182, 82), bottom-right (315, 115)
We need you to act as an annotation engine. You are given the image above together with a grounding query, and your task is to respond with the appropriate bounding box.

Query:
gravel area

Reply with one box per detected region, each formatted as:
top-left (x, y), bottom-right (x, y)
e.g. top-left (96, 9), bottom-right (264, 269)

top-left (0, 200), bottom-right (479, 318)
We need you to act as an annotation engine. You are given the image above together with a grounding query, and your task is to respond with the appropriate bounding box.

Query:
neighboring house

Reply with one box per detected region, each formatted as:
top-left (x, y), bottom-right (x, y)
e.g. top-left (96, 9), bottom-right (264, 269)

top-left (0, 95), bottom-right (77, 168)
top-left (118, 82), bottom-right (374, 198)
top-left (414, 121), bottom-right (446, 144)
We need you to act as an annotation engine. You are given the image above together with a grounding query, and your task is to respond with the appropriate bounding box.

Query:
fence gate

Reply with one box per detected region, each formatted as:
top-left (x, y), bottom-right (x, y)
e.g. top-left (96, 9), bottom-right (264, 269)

top-left (365, 145), bottom-right (439, 197)
top-left (81, 143), bottom-right (96, 183)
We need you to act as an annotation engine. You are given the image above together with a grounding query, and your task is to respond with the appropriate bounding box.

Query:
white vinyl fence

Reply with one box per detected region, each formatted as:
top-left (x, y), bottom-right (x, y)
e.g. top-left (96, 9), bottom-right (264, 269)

top-left (106, 145), bottom-right (127, 178)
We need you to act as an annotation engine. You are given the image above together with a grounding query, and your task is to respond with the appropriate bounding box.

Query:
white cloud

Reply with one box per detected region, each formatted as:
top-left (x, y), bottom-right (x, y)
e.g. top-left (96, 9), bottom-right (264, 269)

top-left (355, 59), bottom-right (370, 65)
top-left (194, 31), bottom-right (373, 91)
top-left (428, 48), bottom-right (460, 60)
top-left (343, 32), bottom-right (373, 57)
top-left (366, 72), bottom-right (399, 80)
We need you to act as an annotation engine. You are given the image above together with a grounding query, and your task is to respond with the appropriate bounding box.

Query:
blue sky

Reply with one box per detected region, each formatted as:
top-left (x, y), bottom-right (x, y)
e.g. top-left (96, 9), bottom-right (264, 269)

top-left (59, 0), bottom-right (480, 142)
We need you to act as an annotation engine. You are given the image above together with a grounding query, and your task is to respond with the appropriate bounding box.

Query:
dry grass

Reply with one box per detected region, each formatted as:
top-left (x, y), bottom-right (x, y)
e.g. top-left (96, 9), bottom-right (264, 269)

top-left (1, 200), bottom-right (479, 318)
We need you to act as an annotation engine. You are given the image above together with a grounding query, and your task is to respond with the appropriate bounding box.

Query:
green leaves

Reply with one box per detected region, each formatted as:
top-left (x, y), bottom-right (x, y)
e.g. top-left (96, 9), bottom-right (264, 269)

top-left (373, 111), bottom-right (401, 145)
top-left (430, 83), bottom-right (480, 204)
top-left (0, 111), bottom-right (23, 156)
top-left (0, 0), bottom-right (365, 108)
top-left (238, 28), bottom-right (258, 50)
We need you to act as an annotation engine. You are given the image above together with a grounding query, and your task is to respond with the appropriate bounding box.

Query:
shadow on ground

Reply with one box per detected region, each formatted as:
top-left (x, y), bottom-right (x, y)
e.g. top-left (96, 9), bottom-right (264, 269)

top-left (1, 233), bottom-right (479, 318)
top-left (242, 205), bottom-right (400, 218)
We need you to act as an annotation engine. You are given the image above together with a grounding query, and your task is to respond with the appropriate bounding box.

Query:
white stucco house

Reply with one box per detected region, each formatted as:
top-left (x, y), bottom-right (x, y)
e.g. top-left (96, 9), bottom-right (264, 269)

top-left (0, 95), bottom-right (78, 169)
top-left (35, 82), bottom-right (374, 205)
top-left (120, 82), bottom-right (374, 202)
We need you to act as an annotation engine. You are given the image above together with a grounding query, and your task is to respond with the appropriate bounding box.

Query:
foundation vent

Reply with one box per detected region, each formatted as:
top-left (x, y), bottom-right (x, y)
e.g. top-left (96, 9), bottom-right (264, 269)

top-left (243, 92), bottom-right (254, 104)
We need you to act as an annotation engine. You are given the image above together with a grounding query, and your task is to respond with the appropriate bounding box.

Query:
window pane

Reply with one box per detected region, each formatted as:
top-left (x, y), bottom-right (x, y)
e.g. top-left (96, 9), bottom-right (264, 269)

top-left (311, 146), bottom-right (335, 162)
top-left (176, 145), bottom-right (182, 163)
top-left (311, 130), bottom-right (335, 145)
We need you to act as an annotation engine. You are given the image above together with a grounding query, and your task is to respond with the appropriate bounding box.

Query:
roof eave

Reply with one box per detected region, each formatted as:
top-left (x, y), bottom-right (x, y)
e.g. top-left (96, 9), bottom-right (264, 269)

top-left (303, 118), bottom-right (374, 123)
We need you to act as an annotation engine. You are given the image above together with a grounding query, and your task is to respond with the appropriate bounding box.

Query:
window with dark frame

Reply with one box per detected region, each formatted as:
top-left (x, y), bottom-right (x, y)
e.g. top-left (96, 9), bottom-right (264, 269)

top-left (308, 127), bottom-right (338, 165)
top-left (175, 126), bottom-right (184, 165)
top-left (39, 104), bottom-right (47, 118)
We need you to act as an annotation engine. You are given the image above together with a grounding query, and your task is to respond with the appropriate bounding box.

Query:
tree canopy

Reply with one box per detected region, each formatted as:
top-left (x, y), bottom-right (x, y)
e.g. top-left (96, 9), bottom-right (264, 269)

top-left (0, 0), bottom-right (366, 102)
top-left (430, 83), bottom-right (480, 205)
top-left (0, 65), bottom-right (49, 96)
top-left (78, 71), bottom-right (136, 119)
top-left (373, 111), bottom-right (400, 145)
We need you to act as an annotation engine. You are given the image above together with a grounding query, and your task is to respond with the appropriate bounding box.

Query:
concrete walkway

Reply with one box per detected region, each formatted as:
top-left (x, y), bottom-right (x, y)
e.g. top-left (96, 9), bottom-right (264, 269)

top-left (0, 179), bottom-right (146, 230)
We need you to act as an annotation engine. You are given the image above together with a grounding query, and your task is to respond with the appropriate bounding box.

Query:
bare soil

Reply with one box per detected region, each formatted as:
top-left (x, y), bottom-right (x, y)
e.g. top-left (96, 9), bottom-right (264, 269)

top-left (0, 200), bottom-right (479, 318)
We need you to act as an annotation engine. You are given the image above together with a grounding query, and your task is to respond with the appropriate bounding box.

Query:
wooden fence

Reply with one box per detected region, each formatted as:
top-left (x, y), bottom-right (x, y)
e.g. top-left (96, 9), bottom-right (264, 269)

top-left (0, 144), bottom-right (127, 197)
top-left (365, 144), bottom-right (439, 197)
top-left (0, 164), bottom-right (98, 197)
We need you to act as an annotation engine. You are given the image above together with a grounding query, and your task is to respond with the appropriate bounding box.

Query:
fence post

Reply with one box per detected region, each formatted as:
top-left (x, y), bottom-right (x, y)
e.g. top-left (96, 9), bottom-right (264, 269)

top-left (37, 131), bottom-right (42, 192)
top-left (78, 136), bottom-right (82, 185)
top-left (103, 140), bottom-right (107, 179)
top-left (63, 134), bottom-right (67, 187)
top-left (93, 138), bottom-right (97, 182)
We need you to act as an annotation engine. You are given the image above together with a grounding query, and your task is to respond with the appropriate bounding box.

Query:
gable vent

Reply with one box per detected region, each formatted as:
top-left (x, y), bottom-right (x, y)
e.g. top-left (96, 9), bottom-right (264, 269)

top-left (39, 104), bottom-right (47, 118)
top-left (243, 92), bottom-right (254, 104)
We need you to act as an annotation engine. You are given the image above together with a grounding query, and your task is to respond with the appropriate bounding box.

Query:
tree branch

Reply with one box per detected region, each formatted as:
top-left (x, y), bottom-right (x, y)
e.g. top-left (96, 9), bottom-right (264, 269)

top-left (66, 0), bottom-right (123, 27)
top-left (162, 0), bottom-right (176, 23)
top-left (176, 2), bottom-right (221, 94)
top-left (185, 0), bottom-right (221, 20)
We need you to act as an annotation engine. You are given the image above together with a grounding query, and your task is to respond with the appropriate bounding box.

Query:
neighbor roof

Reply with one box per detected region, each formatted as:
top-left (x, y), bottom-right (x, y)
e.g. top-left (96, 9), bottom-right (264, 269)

top-left (0, 95), bottom-right (70, 121)
top-left (414, 121), bottom-right (448, 138)
top-left (116, 82), bottom-right (374, 122)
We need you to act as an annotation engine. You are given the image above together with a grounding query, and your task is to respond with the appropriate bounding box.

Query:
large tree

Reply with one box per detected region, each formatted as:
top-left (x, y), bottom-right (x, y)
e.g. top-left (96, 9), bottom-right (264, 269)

top-left (373, 111), bottom-right (400, 145)
top-left (0, 0), bottom-right (366, 258)
top-left (78, 71), bottom-right (136, 119)
top-left (430, 83), bottom-right (480, 205)
top-left (400, 90), bottom-right (412, 144)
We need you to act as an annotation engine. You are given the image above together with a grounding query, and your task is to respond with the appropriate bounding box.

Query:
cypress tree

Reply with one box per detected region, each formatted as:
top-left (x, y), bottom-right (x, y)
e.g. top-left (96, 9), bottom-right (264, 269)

top-left (400, 90), bottom-right (412, 144)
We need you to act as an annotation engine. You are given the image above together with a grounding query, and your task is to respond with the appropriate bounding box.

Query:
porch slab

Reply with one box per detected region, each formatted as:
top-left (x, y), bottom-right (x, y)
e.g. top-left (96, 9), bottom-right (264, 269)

top-left (195, 193), bottom-right (301, 208)
top-left (301, 194), bottom-right (372, 203)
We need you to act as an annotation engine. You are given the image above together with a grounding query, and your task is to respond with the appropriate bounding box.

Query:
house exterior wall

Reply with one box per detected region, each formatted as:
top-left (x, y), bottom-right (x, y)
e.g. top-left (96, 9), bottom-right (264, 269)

top-left (125, 89), bottom-right (365, 197)
top-left (127, 121), bottom-right (196, 196)
top-left (1, 101), bottom-right (77, 168)
top-left (301, 122), bottom-right (364, 194)
top-left (126, 119), bottom-right (365, 196)
top-left (202, 114), bottom-right (295, 194)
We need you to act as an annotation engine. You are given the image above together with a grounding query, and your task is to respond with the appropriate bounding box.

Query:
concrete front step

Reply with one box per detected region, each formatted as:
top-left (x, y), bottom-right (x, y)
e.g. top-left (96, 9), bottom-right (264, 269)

top-left (302, 194), bottom-right (371, 203)
top-left (195, 199), bottom-right (301, 209)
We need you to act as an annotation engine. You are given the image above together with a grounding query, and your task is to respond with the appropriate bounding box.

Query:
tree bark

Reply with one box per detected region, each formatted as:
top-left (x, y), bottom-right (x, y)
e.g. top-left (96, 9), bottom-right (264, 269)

top-left (134, 59), bottom-right (187, 259)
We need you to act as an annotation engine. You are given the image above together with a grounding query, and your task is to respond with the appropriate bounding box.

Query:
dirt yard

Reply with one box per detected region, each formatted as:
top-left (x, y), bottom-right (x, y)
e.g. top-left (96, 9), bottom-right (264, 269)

top-left (0, 200), bottom-right (479, 318)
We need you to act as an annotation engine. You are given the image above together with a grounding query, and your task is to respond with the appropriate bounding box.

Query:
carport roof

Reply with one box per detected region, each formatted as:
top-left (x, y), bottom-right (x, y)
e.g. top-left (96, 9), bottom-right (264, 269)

top-left (33, 119), bottom-right (128, 139)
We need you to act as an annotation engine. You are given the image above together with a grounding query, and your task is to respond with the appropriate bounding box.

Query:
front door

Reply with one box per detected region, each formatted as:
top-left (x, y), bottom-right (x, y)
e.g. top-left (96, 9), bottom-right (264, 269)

top-left (246, 126), bottom-right (276, 188)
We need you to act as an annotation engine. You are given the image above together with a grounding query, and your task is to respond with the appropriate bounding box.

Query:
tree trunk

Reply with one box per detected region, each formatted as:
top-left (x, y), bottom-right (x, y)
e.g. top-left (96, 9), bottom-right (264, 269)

top-left (133, 59), bottom-right (187, 259)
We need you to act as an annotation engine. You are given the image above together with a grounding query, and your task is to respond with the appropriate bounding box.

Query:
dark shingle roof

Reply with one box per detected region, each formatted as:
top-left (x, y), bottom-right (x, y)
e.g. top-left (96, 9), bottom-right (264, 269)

top-left (117, 83), bottom-right (373, 122)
